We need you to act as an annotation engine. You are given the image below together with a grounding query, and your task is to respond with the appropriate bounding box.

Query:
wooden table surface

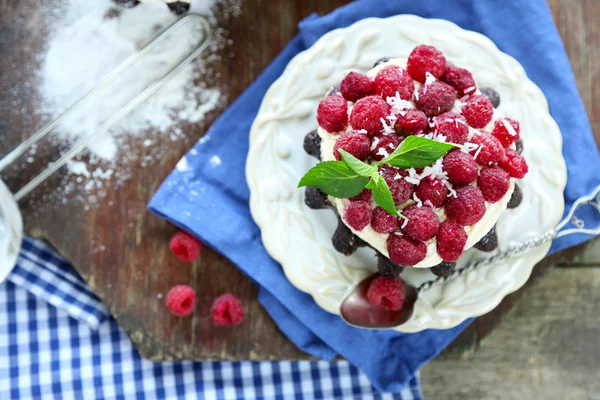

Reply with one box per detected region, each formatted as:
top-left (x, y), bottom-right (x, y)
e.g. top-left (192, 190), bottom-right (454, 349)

top-left (0, 0), bottom-right (598, 363)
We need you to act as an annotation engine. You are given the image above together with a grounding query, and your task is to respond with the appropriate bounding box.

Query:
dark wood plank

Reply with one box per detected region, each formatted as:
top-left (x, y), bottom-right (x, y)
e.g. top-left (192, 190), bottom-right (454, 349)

top-left (422, 267), bottom-right (600, 400)
top-left (0, 0), bottom-right (595, 362)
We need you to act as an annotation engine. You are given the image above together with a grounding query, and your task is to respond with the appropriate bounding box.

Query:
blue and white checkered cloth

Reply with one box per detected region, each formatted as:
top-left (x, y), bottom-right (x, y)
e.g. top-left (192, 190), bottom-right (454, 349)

top-left (0, 237), bottom-right (422, 399)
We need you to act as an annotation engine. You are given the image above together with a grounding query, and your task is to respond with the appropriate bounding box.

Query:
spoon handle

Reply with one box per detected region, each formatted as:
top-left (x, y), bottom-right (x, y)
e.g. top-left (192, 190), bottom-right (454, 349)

top-left (419, 185), bottom-right (600, 292)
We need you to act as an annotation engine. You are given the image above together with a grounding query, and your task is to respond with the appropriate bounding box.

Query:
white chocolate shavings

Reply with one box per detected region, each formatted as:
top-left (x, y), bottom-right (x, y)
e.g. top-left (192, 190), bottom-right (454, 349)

top-left (401, 218), bottom-right (409, 229)
top-left (502, 118), bottom-right (518, 136)
top-left (424, 72), bottom-right (437, 86)
top-left (424, 200), bottom-right (435, 208)
top-left (473, 144), bottom-right (484, 161)
top-left (380, 117), bottom-right (396, 134)
top-left (370, 136), bottom-right (381, 151)
top-left (377, 147), bottom-right (390, 158)
top-left (413, 192), bottom-right (423, 207)
top-left (418, 131), bottom-right (447, 143)
top-left (387, 92), bottom-right (414, 113)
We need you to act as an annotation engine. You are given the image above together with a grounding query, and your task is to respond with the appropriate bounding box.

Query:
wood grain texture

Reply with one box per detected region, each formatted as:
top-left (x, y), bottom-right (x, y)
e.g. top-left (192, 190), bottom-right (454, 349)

top-left (0, 0), bottom-right (597, 362)
top-left (421, 267), bottom-right (600, 400)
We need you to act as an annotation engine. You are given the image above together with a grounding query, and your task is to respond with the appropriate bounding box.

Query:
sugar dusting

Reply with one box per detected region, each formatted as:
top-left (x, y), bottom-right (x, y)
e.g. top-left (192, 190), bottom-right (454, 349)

top-left (34, 0), bottom-right (240, 205)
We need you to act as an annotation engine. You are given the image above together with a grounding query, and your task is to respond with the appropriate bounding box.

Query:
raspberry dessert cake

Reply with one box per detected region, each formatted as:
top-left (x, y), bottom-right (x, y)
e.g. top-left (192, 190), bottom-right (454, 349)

top-left (301, 44), bottom-right (528, 282)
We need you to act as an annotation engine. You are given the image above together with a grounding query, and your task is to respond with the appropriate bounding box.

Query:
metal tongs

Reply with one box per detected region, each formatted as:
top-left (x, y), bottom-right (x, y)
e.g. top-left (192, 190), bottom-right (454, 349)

top-left (0, 13), bottom-right (211, 201)
top-left (0, 13), bottom-right (211, 284)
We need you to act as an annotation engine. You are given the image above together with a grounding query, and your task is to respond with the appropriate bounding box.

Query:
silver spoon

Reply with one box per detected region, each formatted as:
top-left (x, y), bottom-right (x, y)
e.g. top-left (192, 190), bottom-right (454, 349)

top-left (341, 185), bottom-right (600, 329)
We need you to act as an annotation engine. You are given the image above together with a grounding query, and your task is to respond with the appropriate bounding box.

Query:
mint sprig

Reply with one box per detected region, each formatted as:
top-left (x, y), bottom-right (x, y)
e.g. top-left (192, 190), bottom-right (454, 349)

top-left (298, 161), bottom-right (369, 198)
top-left (378, 136), bottom-right (454, 169)
top-left (298, 136), bottom-right (452, 219)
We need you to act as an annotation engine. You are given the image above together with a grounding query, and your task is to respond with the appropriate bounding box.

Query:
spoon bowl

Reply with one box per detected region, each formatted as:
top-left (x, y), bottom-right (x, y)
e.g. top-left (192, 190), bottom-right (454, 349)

top-left (340, 273), bottom-right (418, 329)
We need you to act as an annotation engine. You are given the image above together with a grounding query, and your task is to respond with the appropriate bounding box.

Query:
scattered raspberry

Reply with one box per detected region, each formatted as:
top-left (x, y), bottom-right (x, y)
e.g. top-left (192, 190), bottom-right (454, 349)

top-left (492, 118), bottom-right (520, 148)
top-left (377, 254), bottom-right (404, 278)
top-left (433, 112), bottom-right (469, 144)
top-left (415, 81), bottom-right (457, 116)
top-left (370, 134), bottom-right (401, 161)
top-left (445, 185), bottom-right (486, 226)
top-left (317, 94), bottom-right (348, 133)
top-left (430, 261), bottom-right (456, 277)
top-left (443, 150), bottom-right (478, 185)
top-left (478, 167), bottom-right (510, 203)
top-left (469, 132), bottom-right (505, 166)
top-left (380, 165), bottom-right (415, 204)
top-left (387, 234), bottom-right (427, 266)
top-left (371, 207), bottom-right (399, 233)
top-left (340, 72), bottom-right (377, 102)
top-left (170, 231), bottom-right (202, 262)
top-left (407, 44), bottom-right (447, 82)
top-left (350, 188), bottom-right (372, 202)
top-left (500, 149), bottom-right (529, 179)
top-left (366, 276), bottom-right (406, 311)
top-left (401, 205), bottom-right (440, 242)
top-left (349, 96), bottom-right (390, 136)
top-left (333, 130), bottom-right (371, 161)
top-left (344, 201), bottom-right (373, 231)
top-left (374, 66), bottom-right (414, 100)
top-left (394, 110), bottom-right (429, 135)
top-left (441, 64), bottom-right (476, 96)
top-left (165, 285), bottom-right (196, 317)
top-left (416, 178), bottom-right (448, 207)
top-left (436, 220), bottom-right (467, 262)
top-left (211, 293), bottom-right (245, 327)
top-left (473, 225), bottom-right (498, 252)
top-left (480, 87), bottom-right (500, 108)
top-left (461, 95), bottom-right (494, 128)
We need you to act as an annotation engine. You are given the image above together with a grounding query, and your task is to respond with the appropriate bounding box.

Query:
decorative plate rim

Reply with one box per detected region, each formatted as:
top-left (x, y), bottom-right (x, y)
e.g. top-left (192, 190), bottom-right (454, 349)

top-left (247, 15), bottom-right (567, 332)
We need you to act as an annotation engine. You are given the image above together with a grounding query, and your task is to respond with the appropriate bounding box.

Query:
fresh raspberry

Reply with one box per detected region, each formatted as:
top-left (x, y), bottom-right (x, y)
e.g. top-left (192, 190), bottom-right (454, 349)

top-left (349, 96), bottom-right (390, 136)
top-left (445, 185), bottom-right (486, 226)
top-left (380, 165), bottom-right (415, 204)
top-left (366, 276), bottom-right (406, 311)
top-left (442, 150), bottom-right (478, 185)
top-left (416, 177), bottom-right (449, 207)
top-left (374, 66), bottom-right (414, 100)
top-left (500, 149), bottom-right (529, 179)
top-left (317, 94), bottom-right (348, 133)
top-left (436, 220), bottom-right (467, 262)
top-left (441, 64), bottom-right (477, 96)
top-left (462, 95), bottom-right (494, 128)
top-left (371, 207), bottom-right (399, 234)
top-left (407, 44), bottom-right (447, 83)
top-left (401, 205), bottom-right (440, 242)
top-left (394, 110), bottom-right (429, 135)
top-left (469, 132), bottom-right (505, 166)
top-left (492, 118), bottom-right (520, 148)
top-left (211, 293), bottom-right (245, 327)
top-left (415, 81), bottom-right (457, 116)
top-left (350, 188), bottom-right (372, 202)
top-left (340, 72), bottom-right (377, 102)
top-left (433, 112), bottom-right (469, 144)
top-left (478, 167), bottom-right (510, 203)
top-left (170, 231), bottom-right (202, 262)
top-left (370, 134), bottom-right (401, 161)
top-left (344, 200), bottom-right (373, 231)
top-left (333, 130), bottom-right (371, 161)
top-left (387, 234), bottom-right (427, 266)
top-left (165, 285), bottom-right (196, 317)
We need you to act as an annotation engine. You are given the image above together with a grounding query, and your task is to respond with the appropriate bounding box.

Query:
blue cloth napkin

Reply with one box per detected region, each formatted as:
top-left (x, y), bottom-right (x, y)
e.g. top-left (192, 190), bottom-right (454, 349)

top-left (149, 0), bottom-right (600, 392)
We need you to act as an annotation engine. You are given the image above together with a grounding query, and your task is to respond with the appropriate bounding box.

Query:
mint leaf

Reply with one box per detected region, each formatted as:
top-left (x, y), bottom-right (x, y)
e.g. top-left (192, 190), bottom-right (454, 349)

top-left (369, 175), bottom-right (402, 218)
top-left (338, 150), bottom-right (375, 177)
top-left (379, 136), bottom-right (454, 169)
top-left (298, 161), bottom-right (369, 198)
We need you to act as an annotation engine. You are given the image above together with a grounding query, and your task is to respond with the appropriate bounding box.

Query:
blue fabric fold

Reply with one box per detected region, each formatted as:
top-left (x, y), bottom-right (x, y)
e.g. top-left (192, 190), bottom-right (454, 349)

top-left (149, 0), bottom-right (600, 392)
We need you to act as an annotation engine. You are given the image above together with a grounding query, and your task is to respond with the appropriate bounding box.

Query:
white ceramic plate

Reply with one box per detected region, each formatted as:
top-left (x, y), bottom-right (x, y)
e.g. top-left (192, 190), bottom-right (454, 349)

top-left (247, 15), bottom-right (567, 332)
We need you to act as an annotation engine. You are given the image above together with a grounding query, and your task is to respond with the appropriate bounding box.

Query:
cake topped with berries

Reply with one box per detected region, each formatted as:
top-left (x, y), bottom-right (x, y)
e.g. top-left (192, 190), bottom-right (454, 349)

top-left (300, 45), bottom-right (529, 272)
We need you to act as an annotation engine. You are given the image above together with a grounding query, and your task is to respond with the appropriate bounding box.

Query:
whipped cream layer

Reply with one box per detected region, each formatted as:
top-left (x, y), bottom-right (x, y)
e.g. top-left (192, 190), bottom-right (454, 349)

top-left (317, 58), bottom-right (515, 269)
